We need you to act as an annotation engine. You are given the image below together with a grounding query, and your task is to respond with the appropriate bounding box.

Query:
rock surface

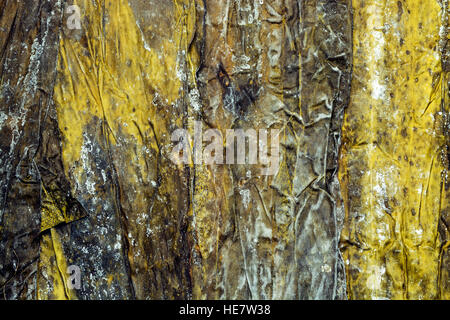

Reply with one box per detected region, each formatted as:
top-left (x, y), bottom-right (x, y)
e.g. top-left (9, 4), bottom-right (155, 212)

top-left (0, 0), bottom-right (448, 300)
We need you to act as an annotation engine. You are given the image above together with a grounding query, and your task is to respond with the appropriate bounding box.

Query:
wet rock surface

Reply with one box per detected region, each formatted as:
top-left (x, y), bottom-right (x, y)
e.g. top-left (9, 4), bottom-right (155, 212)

top-left (0, 0), bottom-right (448, 300)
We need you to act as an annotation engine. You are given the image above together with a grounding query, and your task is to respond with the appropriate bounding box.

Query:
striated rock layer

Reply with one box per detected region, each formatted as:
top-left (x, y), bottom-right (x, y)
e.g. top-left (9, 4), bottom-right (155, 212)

top-left (339, 0), bottom-right (449, 299)
top-left (0, 0), bottom-right (447, 300)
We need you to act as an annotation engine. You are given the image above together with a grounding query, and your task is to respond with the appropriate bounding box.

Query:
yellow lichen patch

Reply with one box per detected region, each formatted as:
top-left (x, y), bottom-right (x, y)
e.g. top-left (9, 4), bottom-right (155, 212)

top-left (40, 184), bottom-right (85, 232)
top-left (37, 229), bottom-right (76, 300)
top-left (339, 0), bottom-right (447, 299)
top-left (53, 0), bottom-right (199, 298)
top-left (40, 185), bottom-right (67, 232)
top-left (54, 0), bottom-right (183, 177)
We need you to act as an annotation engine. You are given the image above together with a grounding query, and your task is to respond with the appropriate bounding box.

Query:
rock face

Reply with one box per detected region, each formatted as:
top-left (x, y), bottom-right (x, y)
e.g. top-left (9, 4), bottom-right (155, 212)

top-left (0, 0), bottom-right (448, 300)
top-left (339, 0), bottom-right (450, 300)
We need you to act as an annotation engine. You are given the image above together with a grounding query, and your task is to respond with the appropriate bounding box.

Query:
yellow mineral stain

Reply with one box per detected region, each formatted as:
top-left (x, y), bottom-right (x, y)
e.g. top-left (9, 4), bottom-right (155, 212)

top-left (40, 184), bottom-right (67, 232)
top-left (37, 229), bottom-right (76, 300)
top-left (53, 0), bottom-right (199, 298)
top-left (54, 0), bottom-right (185, 177)
top-left (40, 184), bottom-right (85, 232)
top-left (339, 0), bottom-right (447, 299)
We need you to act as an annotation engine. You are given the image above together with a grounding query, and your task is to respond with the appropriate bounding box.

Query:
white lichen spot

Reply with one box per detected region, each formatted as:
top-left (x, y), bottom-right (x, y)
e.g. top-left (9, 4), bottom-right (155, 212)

top-left (188, 88), bottom-right (202, 112)
top-left (0, 112), bottom-right (7, 128)
top-left (366, 265), bottom-right (386, 294)
top-left (321, 264), bottom-right (332, 273)
top-left (239, 189), bottom-right (250, 209)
